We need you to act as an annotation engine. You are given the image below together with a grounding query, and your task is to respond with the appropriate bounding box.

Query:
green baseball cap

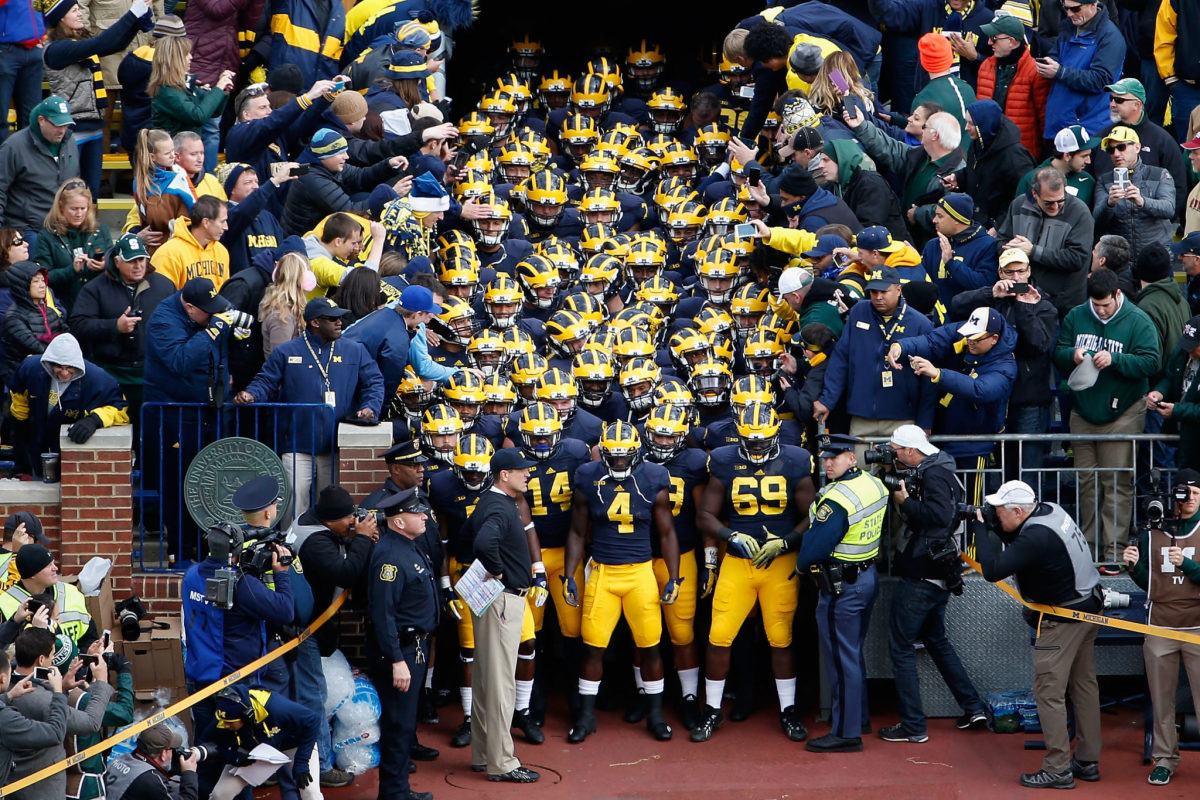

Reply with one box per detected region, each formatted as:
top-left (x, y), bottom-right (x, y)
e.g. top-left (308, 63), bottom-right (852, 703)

top-left (1105, 78), bottom-right (1146, 104)
top-left (114, 232), bottom-right (149, 262)
top-left (34, 95), bottom-right (73, 126)
top-left (980, 14), bottom-right (1024, 41)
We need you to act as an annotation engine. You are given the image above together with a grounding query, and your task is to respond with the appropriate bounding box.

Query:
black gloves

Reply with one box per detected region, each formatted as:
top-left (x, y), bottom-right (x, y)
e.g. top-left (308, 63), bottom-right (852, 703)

top-left (67, 413), bottom-right (102, 444)
top-left (102, 651), bottom-right (131, 674)
top-left (296, 771), bottom-right (313, 790)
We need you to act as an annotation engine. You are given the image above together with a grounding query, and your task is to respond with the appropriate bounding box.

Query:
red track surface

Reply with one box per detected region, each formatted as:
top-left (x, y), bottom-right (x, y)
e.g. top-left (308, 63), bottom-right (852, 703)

top-left (252, 702), bottom-right (1199, 799)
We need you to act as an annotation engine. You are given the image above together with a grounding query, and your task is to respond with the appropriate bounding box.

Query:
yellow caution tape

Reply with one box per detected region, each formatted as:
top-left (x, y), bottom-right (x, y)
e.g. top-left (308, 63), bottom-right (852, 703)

top-left (961, 554), bottom-right (1200, 646)
top-left (0, 589), bottom-right (349, 798)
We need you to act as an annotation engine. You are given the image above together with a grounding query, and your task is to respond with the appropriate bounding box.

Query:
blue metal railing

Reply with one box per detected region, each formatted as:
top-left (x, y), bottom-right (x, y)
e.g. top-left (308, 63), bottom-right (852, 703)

top-left (135, 402), bottom-right (337, 571)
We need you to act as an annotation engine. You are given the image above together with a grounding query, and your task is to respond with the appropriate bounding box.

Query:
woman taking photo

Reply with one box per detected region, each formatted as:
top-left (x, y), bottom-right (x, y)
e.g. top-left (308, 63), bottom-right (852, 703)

top-left (1, 263), bottom-right (67, 383)
top-left (131, 127), bottom-right (194, 253)
top-left (40, 0), bottom-right (153, 198)
top-left (31, 179), bottom-right (113, 312)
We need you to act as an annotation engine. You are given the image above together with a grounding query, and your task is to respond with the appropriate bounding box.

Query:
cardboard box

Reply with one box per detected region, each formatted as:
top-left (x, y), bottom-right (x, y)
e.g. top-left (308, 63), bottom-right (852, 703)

top-left (65, 574), bottom-right (118, 639)
top-left (119, 616), bottom-right (184, 700)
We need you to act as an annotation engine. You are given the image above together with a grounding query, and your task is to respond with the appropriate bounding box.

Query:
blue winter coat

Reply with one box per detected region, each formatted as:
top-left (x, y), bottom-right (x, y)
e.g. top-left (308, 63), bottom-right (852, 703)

top-left (342, 304), bottom-right (410, 398)
top-left (921, 222), bottom-right (999, 304)
top-left (894, 319), bottom-right (1018, 456)
top-left (222, 182), bottom-right (285, 275)
top-left (242, 330), bottom-right (384, 453)
top-left (267, 0), bottom-right (344, 85)
top-left (1043, 4), bottom-right (1126, 138)
top-left (142, 292), bottom-right (230, 405)
top-left (819, 299), bottom-right (938, 428)
top-left (206, 684), bottom-right (318, 779)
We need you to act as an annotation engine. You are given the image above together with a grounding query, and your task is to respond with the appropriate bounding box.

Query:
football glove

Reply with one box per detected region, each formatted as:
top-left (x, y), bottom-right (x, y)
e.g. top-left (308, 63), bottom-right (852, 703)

top-left (561, 574), bottom-right (580, 607)
top-left (750, 533), bottom-right (787, 568)
top-left (661, 577), bottom-right (682, 605)
top-left (700, 547), bottom-right (718, 598)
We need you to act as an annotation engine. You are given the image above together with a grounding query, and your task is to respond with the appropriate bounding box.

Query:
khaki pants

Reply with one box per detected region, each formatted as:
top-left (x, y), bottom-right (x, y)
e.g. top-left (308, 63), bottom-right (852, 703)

top-left (1144, 630), bottom-right (1200, 772)
top-left (282, 452), bottom-right (332, 524)
top-left (849, 417), bottom-right (914, 464)
top-left (1070, 403), bottom-right (1144, 560)
top-left (471, 591), bottom-right (524, 775)
top-left (1033, 618), bottom-right (1101, 774)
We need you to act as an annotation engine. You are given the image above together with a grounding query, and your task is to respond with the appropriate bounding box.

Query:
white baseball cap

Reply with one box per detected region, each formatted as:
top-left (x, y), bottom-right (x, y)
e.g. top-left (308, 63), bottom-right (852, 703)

top-left (890, 424), bottom-right (937, 455)
top-left (984, 480), bottom-right (1037, 506)
top-left (777, 266), bottom-right (813, 299)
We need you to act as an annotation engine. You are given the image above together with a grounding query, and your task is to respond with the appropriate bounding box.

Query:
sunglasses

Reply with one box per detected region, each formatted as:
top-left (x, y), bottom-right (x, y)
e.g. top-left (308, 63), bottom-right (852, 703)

top-left (9, 237), bottom-right (24, 247)
top-left (1063, 3), bottom-right (1084, 11)
top-left (1038, 196), bottom-right (1067, 207)
top-left (1105, 142), bottom-right (1133, 153)
top-left (1110, 96), bottom-right (1137, 104)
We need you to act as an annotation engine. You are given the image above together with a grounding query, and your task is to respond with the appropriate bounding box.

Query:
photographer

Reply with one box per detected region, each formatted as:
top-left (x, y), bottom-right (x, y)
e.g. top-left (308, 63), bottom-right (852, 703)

top-left (105, 722), bottom-right (199, 800)
top-left (879, 426), bottom-right (988, 744)
top-left (296, 485), bottom-right (378, 658)
top-left (1121, 468), bottom-right (1200, 786)
top-left (975, 481), bottom-right (1103, 789)
top-left (181, 520), bottom-right (294, 751)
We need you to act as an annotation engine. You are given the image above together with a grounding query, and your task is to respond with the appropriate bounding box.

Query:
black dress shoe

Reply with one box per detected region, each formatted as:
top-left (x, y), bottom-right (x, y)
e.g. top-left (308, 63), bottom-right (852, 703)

top-left (450, 717), bottom-right (471, 748)
top-left (488, 765), bottom-right (541, 783)
top-left (470, 764), bottom-right (486, 773)
top-left (805, 733), bottom-right (863, 753)
top-left (512, 709), bottom-right (545, 744)
top-left (411, 742), bottom-right (439, 761)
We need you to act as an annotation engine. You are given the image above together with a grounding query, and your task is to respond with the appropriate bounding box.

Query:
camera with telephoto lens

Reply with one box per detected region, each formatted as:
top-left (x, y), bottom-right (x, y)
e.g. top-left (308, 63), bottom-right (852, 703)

top-left (355, 505), bottom-right (387, 528)
top-left (1142, 469), bottom-right (1183, 534)
top-left (170, 745), bottom-right (209, 774)
top-left (863, 442), bottom-right (897, 466)
top-left (880, 466), bottom-right (918, 494)
top-left (115, 596), bottom-right (147, 640)
top-left (956, 502), bottom-right (1000, 530)
top-left (927, 537), bottom-right (964, 596)
top-left (238, 529), bottom-right (293, 578)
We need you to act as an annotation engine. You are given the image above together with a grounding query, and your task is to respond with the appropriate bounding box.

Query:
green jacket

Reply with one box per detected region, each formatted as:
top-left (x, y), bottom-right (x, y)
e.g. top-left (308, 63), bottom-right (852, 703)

top-left (911, 74), bottom-right (976, 133)
top-left (70, 669), bottom-right (134, 799)
top-left (1135, 277), bottom-right (1191, 379)
top-left (1053, 294), bottom-right (1160, 424)
top-left (150, 83), bottom-right (228, 137)
top-left (31, 225), bottom-right (113, 313)
top-left (1015, 158), bottom-right (1096, 207)
top-left (1154, 347), bottom-right (1200, 470)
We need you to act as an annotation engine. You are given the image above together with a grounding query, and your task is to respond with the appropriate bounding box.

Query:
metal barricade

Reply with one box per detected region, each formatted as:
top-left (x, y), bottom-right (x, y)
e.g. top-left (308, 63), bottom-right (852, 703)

top-left (859, 431), bottom-right (1180, 563)
top-left (135, 402), bottom-right (337, 571)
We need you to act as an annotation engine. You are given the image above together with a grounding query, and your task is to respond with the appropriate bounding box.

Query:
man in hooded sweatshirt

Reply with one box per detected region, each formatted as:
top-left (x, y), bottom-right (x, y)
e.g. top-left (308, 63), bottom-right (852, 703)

top-left (956, 99), bottom-right (1036, 230)
top-left (814, 139), bottom-right (908, 242)
top-left (7, 333), bottom-right (129, 476)
top-left (0, 96), bottom-right (80, 243)
top-left (150, 195), bottom-right (232, 290)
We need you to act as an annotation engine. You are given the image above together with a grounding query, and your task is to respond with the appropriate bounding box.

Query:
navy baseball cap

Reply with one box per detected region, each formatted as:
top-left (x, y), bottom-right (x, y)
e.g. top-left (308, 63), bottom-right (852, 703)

top-left (803, 234), bottom-right (848, 259)
top-left (864, 265), bottom-right (902, 291)
top-left (304, 297), bottom-right (350, 322)
top-left (1170, 232), bottom-right (1200, 257)
top-left (856, 226), bottom-right (903, 254)
top-left (181, 277), bottom-right (231, 314)
top-left (492, 448), bottom-right (537, 472)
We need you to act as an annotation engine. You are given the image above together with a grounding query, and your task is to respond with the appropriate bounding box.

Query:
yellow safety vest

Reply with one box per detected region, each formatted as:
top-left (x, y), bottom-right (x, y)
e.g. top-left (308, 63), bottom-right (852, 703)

top-left (0, 582), bottom-right (92, 644)
top-left (812, 470), bottom-right (888, 563)
top-left (0, 552), bottom-right (16, 592)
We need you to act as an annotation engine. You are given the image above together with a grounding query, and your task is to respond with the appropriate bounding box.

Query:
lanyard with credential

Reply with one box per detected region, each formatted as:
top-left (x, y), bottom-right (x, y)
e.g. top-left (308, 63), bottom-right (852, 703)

top-left (303, 334), bottom-right (337, 405)
top-left (876, 301), bottom-right (908, 343)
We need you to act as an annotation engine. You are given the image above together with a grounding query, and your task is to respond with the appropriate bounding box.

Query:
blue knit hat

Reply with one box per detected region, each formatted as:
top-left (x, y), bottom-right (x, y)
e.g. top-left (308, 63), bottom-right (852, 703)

top-left (383, 50), bottom-right (430, 81)
top-left (310, 128), bottom-right (349, 159)
top-left (937, 193), bottom-right (974, 225)
top-left (409, 173), bottom-right (449, 213)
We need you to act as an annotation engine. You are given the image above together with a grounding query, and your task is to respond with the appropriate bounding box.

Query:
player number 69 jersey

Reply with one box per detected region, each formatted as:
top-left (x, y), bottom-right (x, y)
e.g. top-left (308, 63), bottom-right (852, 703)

top-left (707, 443), bottom-right (813, 544)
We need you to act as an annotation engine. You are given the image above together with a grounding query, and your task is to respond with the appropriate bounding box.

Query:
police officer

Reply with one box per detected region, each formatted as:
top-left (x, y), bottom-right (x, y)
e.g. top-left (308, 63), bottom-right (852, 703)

top-left (367, 487), bottom-right (439, 800)
top-left (0, 544), bottom-right (95, 647)
top-left (796, 433), bottom-right (888, 753)
top-left (881, 425), bottom-right (988, 744)
top-left (465, 448), bottom-right (543, 783)
top-left (975, 481), bottom-right (1103, 789)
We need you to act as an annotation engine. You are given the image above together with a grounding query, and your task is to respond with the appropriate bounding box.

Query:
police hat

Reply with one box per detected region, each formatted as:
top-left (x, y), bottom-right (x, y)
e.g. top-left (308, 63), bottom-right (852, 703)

top-left (231, 475), bottom-right (280, 513)
top-left (818, 433), bottom-right (862, 458)
top-left (383, 439), bottom-right (428, 465)
top-left (377, 486), bottom-right (431, 517)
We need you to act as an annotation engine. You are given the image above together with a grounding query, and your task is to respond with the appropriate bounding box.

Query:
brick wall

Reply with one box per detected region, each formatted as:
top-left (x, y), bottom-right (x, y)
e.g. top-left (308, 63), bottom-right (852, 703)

top-left (59, 427), bottom-right (133, 598)
top-left (0, 483), bottom-right (62, 553)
